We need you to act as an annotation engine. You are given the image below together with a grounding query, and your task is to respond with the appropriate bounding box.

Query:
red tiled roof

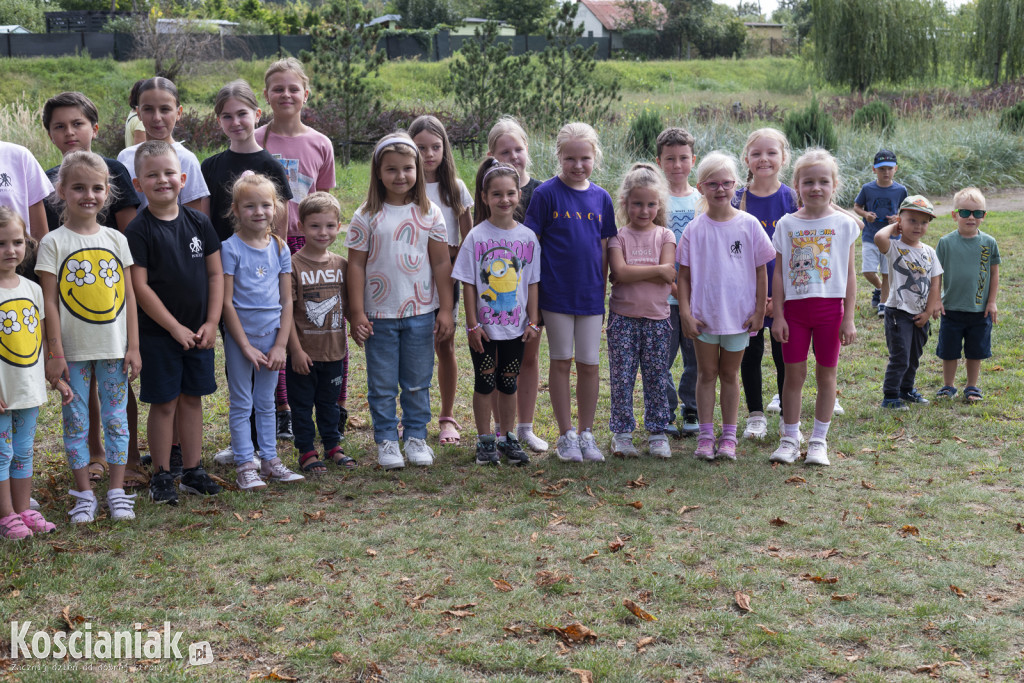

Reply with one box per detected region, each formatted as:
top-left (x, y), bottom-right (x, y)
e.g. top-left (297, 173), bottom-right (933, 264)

top-left (578, 0), bottom-right (668, 31)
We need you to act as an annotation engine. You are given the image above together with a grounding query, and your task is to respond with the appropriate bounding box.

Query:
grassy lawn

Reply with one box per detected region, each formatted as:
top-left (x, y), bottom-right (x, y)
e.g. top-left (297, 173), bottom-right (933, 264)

top-left (2, 200), bottom-right (1021, 681)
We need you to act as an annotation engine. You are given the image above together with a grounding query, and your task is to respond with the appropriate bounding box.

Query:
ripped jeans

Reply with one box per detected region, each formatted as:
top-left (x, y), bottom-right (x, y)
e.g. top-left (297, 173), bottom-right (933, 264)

top-left (363, 313), bottom-right (435, 443)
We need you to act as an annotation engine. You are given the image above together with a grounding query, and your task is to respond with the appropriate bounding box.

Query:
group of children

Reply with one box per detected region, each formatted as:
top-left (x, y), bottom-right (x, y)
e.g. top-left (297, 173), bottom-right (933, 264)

top-left (0, 57), bottom-right (1002, 539)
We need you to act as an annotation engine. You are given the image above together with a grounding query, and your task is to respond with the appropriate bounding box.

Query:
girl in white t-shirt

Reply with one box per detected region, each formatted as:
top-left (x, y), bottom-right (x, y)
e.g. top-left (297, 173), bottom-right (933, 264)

top-left (770, 149), bottom-right (859, 467)
top-left (36, 152), bottom-right (141, 523)
top-left (677, 152), bottom-right (775, 462)
top-left (345, 134), bottom-right (454, 471)
top-left (0, 208), bottom-right (72, 539)
top-left (410, 115), bottom-right (473, 447)
top-left (607, 163), bottom-right (677, 459)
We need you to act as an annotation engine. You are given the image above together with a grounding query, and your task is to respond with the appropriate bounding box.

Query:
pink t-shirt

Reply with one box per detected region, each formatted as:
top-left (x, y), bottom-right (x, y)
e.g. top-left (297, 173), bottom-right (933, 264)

top-left (256, 125), bottom-right (336, 237)
top-left (676, 212), bottom-right (776, 334)
top-left (608, 225), bottom-right (675, 320)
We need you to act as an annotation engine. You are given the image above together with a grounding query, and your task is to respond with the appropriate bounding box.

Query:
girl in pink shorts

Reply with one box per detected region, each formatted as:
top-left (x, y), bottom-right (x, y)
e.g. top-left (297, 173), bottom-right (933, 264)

top-left (770, 149), bottom-right (860, 466)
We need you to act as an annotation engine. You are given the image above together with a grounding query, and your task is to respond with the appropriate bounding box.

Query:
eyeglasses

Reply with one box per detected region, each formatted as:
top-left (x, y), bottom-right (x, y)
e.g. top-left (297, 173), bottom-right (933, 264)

top-left (701, 180), bottom-right (736, 192)
top-left (956, 209), bottom-right (986, 218)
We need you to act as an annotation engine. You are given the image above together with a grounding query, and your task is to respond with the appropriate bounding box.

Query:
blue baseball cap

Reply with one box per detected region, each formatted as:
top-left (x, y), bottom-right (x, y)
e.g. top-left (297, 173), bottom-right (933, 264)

top-left (873, 149), bottom-right (897, 168)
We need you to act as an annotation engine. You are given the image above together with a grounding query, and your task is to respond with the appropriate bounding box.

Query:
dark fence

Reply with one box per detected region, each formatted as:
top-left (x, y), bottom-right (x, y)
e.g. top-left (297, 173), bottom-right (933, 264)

top-left (0, 31), bottom-right (613, 62)
top-left (46, 10), bottom-right (134, 33)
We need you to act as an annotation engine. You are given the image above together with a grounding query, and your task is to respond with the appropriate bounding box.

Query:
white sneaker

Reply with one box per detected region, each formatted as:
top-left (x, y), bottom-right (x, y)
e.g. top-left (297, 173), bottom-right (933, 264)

top-left (105, 488), bottom-right (137, 521)
top-left (68, 489), bottom-right (98, 523)
top-left (578, 429), bottom-right (604, 462)
top-left (833, 398), bottom-right (845, 416)
top-left (555, 429), bottom-right (583, 462)
top-left (805, 437), bottom-right (830, 466)
top-left (611, 432), bottom-right (638, 458)
top-left (648, 434), bottom-right (672, 459)
top-left (778, 422), bottom-right (805, 445)
top-left (516, 424), bottom-right (549, 452)
top-left (214, 446), bottom-right (234, 465)
top-left (404, 437), bottom-right (434, 467)
top-left (29, 497), bottom-right (40, 511)
top-left (260, 457), bottom-right (305, 483)
top-left (769, 436), bottom-right (801, 464)
top-left (235, 462), bottom-right (268, 491)
top-left (742, 413), bottom-right (768, 439)
top-left (377, 440), bottom-right (404, 470)
top-left (766, 394), bottom-right (782, 413)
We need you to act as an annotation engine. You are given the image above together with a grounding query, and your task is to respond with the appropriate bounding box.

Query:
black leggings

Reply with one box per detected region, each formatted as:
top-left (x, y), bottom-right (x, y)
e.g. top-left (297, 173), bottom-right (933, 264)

top-left (741, 327), bottom-right (786, 417)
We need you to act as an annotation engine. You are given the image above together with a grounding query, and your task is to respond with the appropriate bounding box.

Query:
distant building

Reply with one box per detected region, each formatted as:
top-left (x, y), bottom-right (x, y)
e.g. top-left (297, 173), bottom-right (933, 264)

top-left (743, 22), bottom-right (785, 42)
top-left (449, 18), bottom-right (515, 36)
top-left (573, 0), bottom-right (667, 50)
top-left (366, 14), bottom-right (402, 30)
top-left (0, 25), bottom-right (31, 34)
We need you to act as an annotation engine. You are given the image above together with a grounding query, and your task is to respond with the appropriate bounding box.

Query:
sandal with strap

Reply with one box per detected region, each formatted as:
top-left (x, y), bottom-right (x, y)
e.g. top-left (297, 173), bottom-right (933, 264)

top-left (122, 467), bottom-right (150, 489)
top-left (326, 445), bottom-right (357, 469)
top-left (936, 385), bottom-right (958, 399)
top-left (964, 386), bottom-right (983, 403)
top-left (298, 450), bottom-right (328, 475)
top-left (87, 460), bottom-right (107, 482)
top-left (438, 417), bottom-right (461, 445)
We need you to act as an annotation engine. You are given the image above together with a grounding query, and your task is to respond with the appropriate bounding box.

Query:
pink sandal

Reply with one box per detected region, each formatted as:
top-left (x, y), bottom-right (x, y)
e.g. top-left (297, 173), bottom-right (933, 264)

top-left (0, 513), bottom-right (33, 540)
top-left (438, 417), bottom-right (461, 445)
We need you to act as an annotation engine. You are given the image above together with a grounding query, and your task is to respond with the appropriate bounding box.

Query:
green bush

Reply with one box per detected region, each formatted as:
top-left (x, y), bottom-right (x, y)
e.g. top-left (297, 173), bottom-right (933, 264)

top-left (784, 98), bottom-right (838, 152)
top-left (852, 101), bottom-right (896, 133)
top-left (998, 101), bottom-right (1024, 133)
top-left (628, 108), bottom-right (662, 159)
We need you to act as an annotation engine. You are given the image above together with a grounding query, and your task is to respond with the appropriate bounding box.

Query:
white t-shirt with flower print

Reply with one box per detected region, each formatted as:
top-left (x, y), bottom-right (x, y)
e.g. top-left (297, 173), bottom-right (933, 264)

top-left (0, 276), bottom-right (47, 410)
top-left (35, 226), bottom-right (134, 362)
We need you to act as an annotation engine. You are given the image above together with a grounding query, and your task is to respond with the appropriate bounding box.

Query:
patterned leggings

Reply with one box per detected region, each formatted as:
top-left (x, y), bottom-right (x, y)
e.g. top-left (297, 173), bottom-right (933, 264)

top-left (607, 313), bottom-right (672, 434)
top-left (63, 359), bottom-right (129, 470)
top-left (0, 408), bottom-right (39, 481)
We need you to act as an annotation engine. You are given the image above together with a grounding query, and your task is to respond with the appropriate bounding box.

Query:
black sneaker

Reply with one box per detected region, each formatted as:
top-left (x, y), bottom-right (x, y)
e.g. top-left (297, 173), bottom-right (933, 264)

top-left (682, 410), bottom-right (699, 436)
top-left (140, 453), bottom-right (152, 467)
top-left (149, 468), bottom-right (179, 506)
top-left (169, 444), bottom-right (184, 480)
top-left (497, 434), bottom-right (530, 466)
top-left (277, 410), bottom-right (294, 440)
top-left (871, 288), bottom-right (881, 308)
top-left (475, 437), bottom-right (500, 466)
top-left (337, 406), bottom-right (348, 441)
top-left (900, 389), bottom-right (930, 405)
top-left (179, 466), bottom-right (222, 496)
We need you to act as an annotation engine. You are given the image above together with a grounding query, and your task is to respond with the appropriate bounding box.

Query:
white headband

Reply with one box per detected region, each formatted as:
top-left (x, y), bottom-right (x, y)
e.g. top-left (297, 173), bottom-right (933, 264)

top-left (373, 136), bottom-right (417, 161)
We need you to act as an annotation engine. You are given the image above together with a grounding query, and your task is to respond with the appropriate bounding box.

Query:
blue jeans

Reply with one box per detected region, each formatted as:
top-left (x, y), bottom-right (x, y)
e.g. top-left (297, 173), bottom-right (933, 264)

top-left (224, 329), bottom-right (279, 465)
top-left (364, 313), bottom-right (435, 443)
top-left (667, 304), bottom-right (698, 419)
top-left (286, 359), bottom-right (343, 454)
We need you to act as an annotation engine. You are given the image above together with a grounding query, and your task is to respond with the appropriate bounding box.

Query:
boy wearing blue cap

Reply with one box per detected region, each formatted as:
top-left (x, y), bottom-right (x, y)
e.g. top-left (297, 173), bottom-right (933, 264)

top-left (855, 149), bottom-right (908, 318)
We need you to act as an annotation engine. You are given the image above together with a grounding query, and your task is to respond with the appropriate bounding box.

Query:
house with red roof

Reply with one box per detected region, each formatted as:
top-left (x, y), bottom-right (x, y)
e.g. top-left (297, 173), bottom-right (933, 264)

top-left (573, 0), bottom-right (668, 50)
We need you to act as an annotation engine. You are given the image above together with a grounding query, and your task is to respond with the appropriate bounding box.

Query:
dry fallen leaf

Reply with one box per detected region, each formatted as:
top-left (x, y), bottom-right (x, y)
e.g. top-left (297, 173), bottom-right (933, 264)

top-left (560, 622), bottom-right (598, 643)
top-left (769, 517), bottom-right (789, 527)
top-left (441, 609), bottom-right (476, 618)
top-left (248, 510), bottom-right (264, 520)
top-left (489, 577), bottom-right (514, 592)
top-left (734, 591), bottom-right (752, 612)
top-left (331, 652), bottom-right (349, 665)
top-left (60, 606), bottom-right (85, 630)
top-left (404, 593), bottom-right (434, 610)
top-left (627, 475), bottom-right (648, 488)
top-left (365, 548), bottom-right (378, 557)
top-left (569, 668), bottom-right (594, 683)
top-left (635, 636), bottom-right (656, 651)
top-left (1015, 522), bottom-right (1024, 534)
top-left (815, 548), bottom-right (840, 559)
top-left (608, 537), bottom-right (625, 552)
top-left (623, 599), bottom-right (657, 621)
top-left (952, 436), bottom-right (967, 443)
top-left (535, 570), bottom-right (573, 587)
top-left (831, 594), bottom-right (857, 601)
top-left (785, 476), bottom-right (807, 484)
top-left (861, 480), bottom-right (876, 490)
top-left (950, 584), bottom-right (966, 598)
top-left (624, 501), bottom-right (643, 510)
top-left (756, 624), bottom-right (777, 635)
top-left (579, 551), bottom-right (599, 564)
top-left (437, 627), bottom-right (462, 636)
top-left (800, 573), bottom-right (839, 584)
top-left (677, 505), bottom-right (702, 515)
top-left (900, 525), bottom-right (920, 537)
top-left (233, 512), bottom-right (244, 522)
top-left (303, 510), bottom-right (326, 523)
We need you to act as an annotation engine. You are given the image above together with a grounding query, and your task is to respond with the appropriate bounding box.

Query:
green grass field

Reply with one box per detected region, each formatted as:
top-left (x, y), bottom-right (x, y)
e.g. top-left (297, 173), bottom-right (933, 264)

top-left (2, 203), bottom-right (1022, 681)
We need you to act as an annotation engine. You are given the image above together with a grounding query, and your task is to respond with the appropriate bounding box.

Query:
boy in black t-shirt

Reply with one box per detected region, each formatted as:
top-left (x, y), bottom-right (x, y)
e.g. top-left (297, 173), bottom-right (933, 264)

top-left (125, 141), bottom-right (224, 505)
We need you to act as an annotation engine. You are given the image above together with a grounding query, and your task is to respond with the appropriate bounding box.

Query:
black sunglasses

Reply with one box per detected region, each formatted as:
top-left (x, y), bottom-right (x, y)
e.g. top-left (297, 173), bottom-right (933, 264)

top-left (956, 209), bottom-right (986, 218)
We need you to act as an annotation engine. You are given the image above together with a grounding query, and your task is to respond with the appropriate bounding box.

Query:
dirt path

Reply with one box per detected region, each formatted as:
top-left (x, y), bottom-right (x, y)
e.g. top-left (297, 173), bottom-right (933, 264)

top-left (930, 187), bottom-right (1024, 212)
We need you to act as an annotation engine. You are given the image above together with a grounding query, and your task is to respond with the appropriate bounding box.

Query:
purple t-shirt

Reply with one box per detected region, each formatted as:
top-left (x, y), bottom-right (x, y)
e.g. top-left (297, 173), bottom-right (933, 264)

top-left (732, 183), bottom-right (798, 324)
top-left (524, 177), bottom-right (617, 315)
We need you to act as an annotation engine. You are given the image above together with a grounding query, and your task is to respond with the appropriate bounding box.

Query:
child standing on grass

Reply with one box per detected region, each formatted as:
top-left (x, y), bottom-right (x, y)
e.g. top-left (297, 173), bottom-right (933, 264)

top-left (126, 141), bottom-right (223, 506)
top-left (453, 159), bottom-right (540, 466)
top-left (117, 77), bottom-right (210, 213)
top-left (36, 152), bottom-right (141, 522)
top-left (524, 122), bottom-right (617, 463)
top-left (875, 195), bottom-right (943, 410)
top-left (677, 153), bottom-right (774, 462)
top-left (485, 116), bottom-right (547, 452)
top-left (655, 127), bottom-right (699, 438)
top-left (410, 115), bottom-right (473, 447)
top-left (607, 163), bottom-right (677, 459)
top-left (256, 58), bottom-right (337, 442)
top-left (770, 148), bottom-right (860, 467)
top-left (221, 172), bottom-right (303, 491)
top-left (934, 187), bottom-right (1000, 403)
top-left (0, 140), bottom-right (53, 241)
top-left (732, 128), bottom-right (802, 440)
top-left (286, 192), bottom-right (355, 474)
top-left (345, 134), bottom-right (454, 470)
top-left (854, 149), bottom-right (907, 319)
top-left (0, 208), bottom-right (72, 539)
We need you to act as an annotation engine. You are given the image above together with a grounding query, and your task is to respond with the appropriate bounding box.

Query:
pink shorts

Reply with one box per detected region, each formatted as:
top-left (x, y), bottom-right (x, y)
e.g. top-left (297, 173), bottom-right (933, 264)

top-left (781, 298), bottom-right (844, 367)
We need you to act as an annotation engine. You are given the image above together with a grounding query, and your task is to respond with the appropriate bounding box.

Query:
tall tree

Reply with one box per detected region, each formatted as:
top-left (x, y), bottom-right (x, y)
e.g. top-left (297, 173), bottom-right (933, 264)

top-left (974, 0), bottom-right (1024, 84)
top-left (662, 0), bottom-right (714, 56)
top-left (481, 0), bottom-right (555, 35)
top-left (391, 0), bottom-right (461, 29)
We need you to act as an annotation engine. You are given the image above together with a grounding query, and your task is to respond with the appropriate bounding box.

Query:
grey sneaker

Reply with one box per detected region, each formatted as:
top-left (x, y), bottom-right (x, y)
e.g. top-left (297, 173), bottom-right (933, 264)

top-left (105, 488), bottom-right (137, 521)
top-left (578, 429), bottom-right (604, 462)
top-left (555, 429), bottom-right (583, 462)
top-left (475, 437), bottom-right (500, 466)
top-left (648, 434), bottom-right (672, 459)
top-left (682, 410), bottom-right (700, 435)
top-left (377, 440), bottom-right (404, 470)
top-left (235, 462), bottom-right (268, 491)
top-left (213, 446), bottom-right (234, 465)
top-left (769, 436), bottom-right (800, 464)
top-left (611, 432), bottom-right (638, 458)
top-left (260, 457), bottom-right (305, 483)
top-left (404, 437), bottom-right (434, 466)
top-left (497, 434), bottom-right (530, 466)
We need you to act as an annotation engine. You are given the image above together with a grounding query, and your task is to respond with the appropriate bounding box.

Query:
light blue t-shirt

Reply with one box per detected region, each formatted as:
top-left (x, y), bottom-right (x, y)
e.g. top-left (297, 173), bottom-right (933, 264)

top-left (666, 192), bottom-right (698, 305)
top-left (220, 234), bottom-right (292, 337)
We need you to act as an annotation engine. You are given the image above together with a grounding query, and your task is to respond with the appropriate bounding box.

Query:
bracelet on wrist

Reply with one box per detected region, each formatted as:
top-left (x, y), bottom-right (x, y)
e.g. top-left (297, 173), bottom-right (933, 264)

top-left (528, 323), bottom-right (541, 332)
top-left (466, 323), bottom-right (481, 332)
top-left (47, 352), bottom-right (64, 360)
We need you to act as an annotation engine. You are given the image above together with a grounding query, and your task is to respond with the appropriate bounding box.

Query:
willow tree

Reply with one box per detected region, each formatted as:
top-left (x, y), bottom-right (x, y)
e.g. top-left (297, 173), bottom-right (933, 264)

top-left (974, 0), bottom-right (1024, 84)
top-left (810, 0), bottom-right (937, 92)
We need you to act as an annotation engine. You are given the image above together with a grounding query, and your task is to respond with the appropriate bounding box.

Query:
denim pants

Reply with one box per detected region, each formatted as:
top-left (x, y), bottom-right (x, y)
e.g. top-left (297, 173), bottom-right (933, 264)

top-left (224, 329), bottom-right (279, 465)
top-left (884, 308), bottom-right (929, 399)
top-left (63, 359), bottom-right (129, 471)
top-left (608, 313), bottom-right (672, 434)
top-left (286, 359), bottom-right (343, 454)
top-left (364, 312), bottom-right (435, 443)
top-left (0, 407), bottom-right (38, 481)
top-left (667, 304), bottom-right (698, 419)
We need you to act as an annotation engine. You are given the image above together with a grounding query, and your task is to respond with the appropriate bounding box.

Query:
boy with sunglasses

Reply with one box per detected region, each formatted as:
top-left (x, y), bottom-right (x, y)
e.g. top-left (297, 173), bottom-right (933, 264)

top-left (934, 188), bottom-right (1000, 403)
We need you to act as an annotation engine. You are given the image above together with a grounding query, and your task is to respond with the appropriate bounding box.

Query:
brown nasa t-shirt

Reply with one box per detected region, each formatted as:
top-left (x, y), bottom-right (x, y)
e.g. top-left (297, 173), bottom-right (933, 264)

top-left (291, 251), bottom-right (348, 362)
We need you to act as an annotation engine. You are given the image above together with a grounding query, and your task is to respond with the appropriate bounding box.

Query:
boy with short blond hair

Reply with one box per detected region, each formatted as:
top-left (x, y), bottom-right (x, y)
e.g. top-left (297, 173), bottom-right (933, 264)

top-left (656, 127), bottom-right (699, 438)
top-left (934, 187), bottom-right (1000, 403)
top-left (854, 149), bottom-right (908, 318)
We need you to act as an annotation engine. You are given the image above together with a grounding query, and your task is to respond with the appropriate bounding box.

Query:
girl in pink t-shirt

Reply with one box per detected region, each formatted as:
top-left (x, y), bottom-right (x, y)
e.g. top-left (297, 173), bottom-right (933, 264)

top-left (607, 164), bottom-right (677, 459)
top-left (677, 152), bottom-right (775, 461)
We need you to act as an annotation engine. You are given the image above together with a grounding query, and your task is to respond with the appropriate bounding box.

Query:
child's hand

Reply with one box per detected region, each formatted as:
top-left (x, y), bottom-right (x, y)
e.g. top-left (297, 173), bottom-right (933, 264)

top-left (670, 283), bottom-right (678, 299)
top-left (195, 322), bottom-right (218, 350)
top-left (744, 312), bottom-right (765, 334)
top-left (840, 319), bottom-right (856, 345)
top-left (467, 325), bottom-right (489, 353)
top-left (350, 314), bottom-right (372, 345)
top-left (291, 349), bottom-right (313, 375)
top-left (765, 296), bottom-right (774, 318)
top-left (266, 345), bottom-right (287, 372)
top-left (123, 348), bottom-right (142, 381)
top-left (680, 314), bottom-right (704, 339)
top-left (522, 324), bottom-right (539, 344)
top-left (890, 218), bottom-right (903, 238)
top-left (985, 302), bottom-right (998, 324)
top-left (771, 317), bottom-right (789, 344)
top-left (242, 343), bottom-right (268, 369)
top-left (51, 378), bottom-right (73, 405)
top-left (0, 398), bottom-right (6, 412)
top-left (913, 311), bottom-right (929, 327)
top-left (934, 302), bottom-right (945, 319)
top-left (434, 310), bottom-right (454, 343)
top-left (45, 357), bottom-right (70, 389)
top-left (886, 214), bottom-right (898, 224)
top-left (171, 323), bottom-right (197, 351)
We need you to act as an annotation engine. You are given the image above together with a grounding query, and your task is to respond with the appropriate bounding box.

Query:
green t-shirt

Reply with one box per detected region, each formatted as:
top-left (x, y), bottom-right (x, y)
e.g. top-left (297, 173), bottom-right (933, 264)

top-left (935, 230), bottom-right (1000, 312)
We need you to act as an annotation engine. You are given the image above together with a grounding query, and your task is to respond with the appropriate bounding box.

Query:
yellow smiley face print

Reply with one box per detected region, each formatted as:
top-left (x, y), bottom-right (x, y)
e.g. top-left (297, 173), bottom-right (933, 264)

top-left (0, 298), bottom-right (42, 367)
top-left (58, 248), bottom-right (126, 324)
